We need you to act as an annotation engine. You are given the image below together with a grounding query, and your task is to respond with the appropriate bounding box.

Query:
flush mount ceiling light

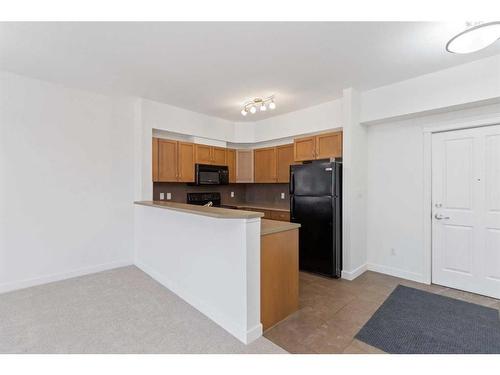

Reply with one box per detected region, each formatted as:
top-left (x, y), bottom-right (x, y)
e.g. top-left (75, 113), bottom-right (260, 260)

top-left (240, 96), bottom-right (276, 116)
top-left (446, 21), bottom-right (500, 54)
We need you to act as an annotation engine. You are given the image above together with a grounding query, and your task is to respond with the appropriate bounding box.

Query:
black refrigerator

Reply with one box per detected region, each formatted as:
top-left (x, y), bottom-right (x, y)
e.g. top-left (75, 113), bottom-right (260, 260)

top-left (290, 160), bottom-right (342, 278)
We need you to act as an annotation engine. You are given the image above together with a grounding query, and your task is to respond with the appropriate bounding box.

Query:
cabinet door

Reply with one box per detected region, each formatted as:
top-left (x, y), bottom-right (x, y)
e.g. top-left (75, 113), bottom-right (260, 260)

top-left (158, 139), bottom-right (178, 182)
top-left (254, 147), bottom-right (277, 183)
top-left (212, 146), bottom-right (227, 165)
top-left (152, 137), bottom-right (159, 182)
top-left (316, 131), bottom-right (343, 159)
top-left (195, 144), bottom-right (212, 165)
top-left (294, 136), bottom-right (316, 161)
top-left (276, 144), bottom-right (295, 183)
top-left (226, 149), bottom-right (236, 183)
top-left (177, 142), bottom-right (195, 182)
top-left (236, 149), bottom-right (254, 183)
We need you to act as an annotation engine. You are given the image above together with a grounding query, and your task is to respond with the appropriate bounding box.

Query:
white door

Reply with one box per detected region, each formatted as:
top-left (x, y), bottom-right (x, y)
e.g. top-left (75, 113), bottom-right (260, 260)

top-left (432, 124), bottom-right (500, 299)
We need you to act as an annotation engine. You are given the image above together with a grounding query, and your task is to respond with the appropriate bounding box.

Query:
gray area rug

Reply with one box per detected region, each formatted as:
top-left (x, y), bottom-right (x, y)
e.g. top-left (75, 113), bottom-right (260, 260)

top-left (0, 266), bottom-right (286, 354)
top-left (356, 285), bottom-right (500, 354)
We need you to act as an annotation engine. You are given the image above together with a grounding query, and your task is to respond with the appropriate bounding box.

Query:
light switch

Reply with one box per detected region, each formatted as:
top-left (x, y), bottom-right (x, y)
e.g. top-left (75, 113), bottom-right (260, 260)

top-left (166, 193), bottom-right (172, 200)
top-left (160, 193), bottom-right (165, 200)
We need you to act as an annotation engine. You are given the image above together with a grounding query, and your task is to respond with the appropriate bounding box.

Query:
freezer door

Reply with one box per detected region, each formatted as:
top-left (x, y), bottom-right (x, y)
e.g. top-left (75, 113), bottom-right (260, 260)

top-left (291, 195), bottom-right (337, 277)
top-left (290, 162), bottom-right (334, 196)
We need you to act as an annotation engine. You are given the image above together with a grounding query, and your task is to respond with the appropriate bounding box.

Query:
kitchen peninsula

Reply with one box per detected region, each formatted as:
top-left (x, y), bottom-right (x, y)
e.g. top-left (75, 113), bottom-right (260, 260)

top-left (134, 201), bottom-right (300, 343)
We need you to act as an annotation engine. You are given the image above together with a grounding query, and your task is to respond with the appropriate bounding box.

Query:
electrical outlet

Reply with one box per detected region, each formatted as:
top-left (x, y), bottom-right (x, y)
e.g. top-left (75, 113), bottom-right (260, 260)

top-left (160, 193), bottom-right (165, 200)
top-left (281, 192), bottom-right (286, 199)
top-left (231, 191), bottom-right (234, 198)
top-left (166, 193), bottom-right (172, 200)
top-left (391, 248), bottom-right (396, 256)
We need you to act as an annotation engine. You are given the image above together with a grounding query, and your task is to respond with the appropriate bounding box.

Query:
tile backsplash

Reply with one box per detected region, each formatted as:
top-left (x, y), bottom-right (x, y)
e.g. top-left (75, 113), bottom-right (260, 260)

top-left (153, 182), bottom-right (290, 209)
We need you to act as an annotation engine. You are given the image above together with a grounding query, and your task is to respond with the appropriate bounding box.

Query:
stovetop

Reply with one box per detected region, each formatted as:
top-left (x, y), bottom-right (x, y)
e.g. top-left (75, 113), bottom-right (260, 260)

top-left (186, 192), bottom-right (221, 207)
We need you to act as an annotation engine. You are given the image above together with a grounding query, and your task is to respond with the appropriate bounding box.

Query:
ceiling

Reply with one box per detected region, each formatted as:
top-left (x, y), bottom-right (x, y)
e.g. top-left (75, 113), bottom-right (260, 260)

top-left (1, 22), bottom-right (499, 122)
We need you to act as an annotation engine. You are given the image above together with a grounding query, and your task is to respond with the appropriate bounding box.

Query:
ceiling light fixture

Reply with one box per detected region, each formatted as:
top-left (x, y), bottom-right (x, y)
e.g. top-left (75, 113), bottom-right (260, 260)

top-left (241, 96), bottom-right (276, 116)
top-left (446, 21), bottom-right (500, 54)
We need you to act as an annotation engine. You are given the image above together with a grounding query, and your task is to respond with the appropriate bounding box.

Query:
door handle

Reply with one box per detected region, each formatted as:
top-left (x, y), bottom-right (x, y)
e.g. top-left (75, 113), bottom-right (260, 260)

top-left (434, 213), bottom-right (450, 220)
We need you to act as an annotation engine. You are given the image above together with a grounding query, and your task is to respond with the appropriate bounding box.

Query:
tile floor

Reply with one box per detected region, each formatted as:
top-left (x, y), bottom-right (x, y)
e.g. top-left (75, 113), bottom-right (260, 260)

top-left (264, 271), bottom-right (500, 354)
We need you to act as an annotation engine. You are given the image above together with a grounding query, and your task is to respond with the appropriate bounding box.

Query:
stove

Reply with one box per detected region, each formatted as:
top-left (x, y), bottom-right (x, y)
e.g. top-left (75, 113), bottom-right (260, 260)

top-left (186, 192), bottom-right (221, 207)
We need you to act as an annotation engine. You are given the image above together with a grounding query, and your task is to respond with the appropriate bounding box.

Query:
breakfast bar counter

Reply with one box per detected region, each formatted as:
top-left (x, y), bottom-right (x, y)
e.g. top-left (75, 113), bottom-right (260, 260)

top-left (133, 200), bottom-right (300, 343)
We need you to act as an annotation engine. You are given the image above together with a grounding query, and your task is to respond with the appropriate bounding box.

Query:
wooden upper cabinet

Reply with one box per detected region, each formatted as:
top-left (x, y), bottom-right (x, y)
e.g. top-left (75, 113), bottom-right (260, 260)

top-left (157, 139), bottom-right (178, 182)
top-left (294, 131), bottom-right (343, 161)
top-left (236, 149), bottom-right (254, 183)
top-left (276, 144), bottom-right (294, 183)
top-left (195, 144), bottom-right (212, 165)
top-left (152, 138), bottom-right (159, 182)
top-left (177, 142), bottom-right (195, 182)
top-left (294, 136), bottom-right (316, 161)
top-left (316, 131), bottom-right (342, 159)
top-left (195, 144), bottom-right (227, 165)
top-left (254, 147), bottom-right (277, 183)
top-left (212, 147), bottom-right (227, 165)
top-left (226, 149), bottom-right (236, 183)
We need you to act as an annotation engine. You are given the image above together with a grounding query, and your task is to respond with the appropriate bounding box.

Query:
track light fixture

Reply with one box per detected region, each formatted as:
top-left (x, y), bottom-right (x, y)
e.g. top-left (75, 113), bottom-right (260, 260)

top-left (241, 96), bottom-right (276, 116)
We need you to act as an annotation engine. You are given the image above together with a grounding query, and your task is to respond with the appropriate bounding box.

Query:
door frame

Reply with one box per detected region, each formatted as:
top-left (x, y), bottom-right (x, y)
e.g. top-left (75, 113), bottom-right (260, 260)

top-left (422, 115), bottom-right (500, 285)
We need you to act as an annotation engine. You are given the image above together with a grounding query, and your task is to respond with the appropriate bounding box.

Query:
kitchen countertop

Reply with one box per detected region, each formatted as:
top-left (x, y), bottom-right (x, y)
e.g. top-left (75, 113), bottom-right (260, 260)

top-left (261, 219), bottom-right (300, 236)
top-left (228, 204), bottom-right (290, 213)
top-left (135, 201), bottom-right (264, 219)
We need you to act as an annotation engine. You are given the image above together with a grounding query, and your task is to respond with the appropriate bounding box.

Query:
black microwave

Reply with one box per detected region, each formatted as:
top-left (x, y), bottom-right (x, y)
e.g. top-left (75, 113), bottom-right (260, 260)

top-left (193, 164), bottom-right (229, 185)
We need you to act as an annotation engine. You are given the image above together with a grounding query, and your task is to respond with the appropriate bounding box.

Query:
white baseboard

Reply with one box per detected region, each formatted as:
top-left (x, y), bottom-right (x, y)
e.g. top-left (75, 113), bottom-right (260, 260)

top-left (366, 263), bottom-right (425, 283)
top-left (0, 259), bottom-right (133, 294)
top-left (136, 260), bottom-right (261, 344)
top-left (341, 263), bottom-right (368, 280)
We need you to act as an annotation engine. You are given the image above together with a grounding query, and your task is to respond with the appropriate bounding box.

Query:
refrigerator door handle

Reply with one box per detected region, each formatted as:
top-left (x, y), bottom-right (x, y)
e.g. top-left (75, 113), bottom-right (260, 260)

top-left (290, 169), bottom-right (294, 194)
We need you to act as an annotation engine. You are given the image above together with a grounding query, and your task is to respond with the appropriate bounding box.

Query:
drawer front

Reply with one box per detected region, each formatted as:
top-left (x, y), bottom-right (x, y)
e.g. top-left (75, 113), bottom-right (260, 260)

top-left (270, 210), bottom-right (290, 222)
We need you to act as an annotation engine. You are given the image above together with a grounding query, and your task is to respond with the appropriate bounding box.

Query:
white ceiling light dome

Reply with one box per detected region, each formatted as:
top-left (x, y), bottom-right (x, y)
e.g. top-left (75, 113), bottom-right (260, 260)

top-left (446, 21), bottom-right (500, 54)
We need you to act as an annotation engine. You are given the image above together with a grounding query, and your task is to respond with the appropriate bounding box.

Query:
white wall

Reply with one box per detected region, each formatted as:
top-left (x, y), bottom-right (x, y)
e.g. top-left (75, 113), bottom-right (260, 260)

top-left (251, 100), bottom-right (342, 142)
top-left (365, 102), bottom-right (500, 282)
top-left (341, 89), bottom-right (367, 279)
top-left (361, 54), bottom-right (500, 124)
top-left (142, 98), bottom-right (235, 141)
top-left (0, 72), bottom-right (135, 292)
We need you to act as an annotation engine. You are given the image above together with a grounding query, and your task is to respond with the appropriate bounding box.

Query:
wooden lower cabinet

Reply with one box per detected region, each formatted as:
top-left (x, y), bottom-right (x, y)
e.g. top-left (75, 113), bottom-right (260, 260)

top-left (261, 229), bottom-right (299, 330)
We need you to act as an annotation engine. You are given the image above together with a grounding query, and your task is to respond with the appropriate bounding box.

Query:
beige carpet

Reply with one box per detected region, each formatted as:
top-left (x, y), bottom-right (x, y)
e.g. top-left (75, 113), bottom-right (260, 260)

top-left (0, 266), bottom-right (287, 354)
